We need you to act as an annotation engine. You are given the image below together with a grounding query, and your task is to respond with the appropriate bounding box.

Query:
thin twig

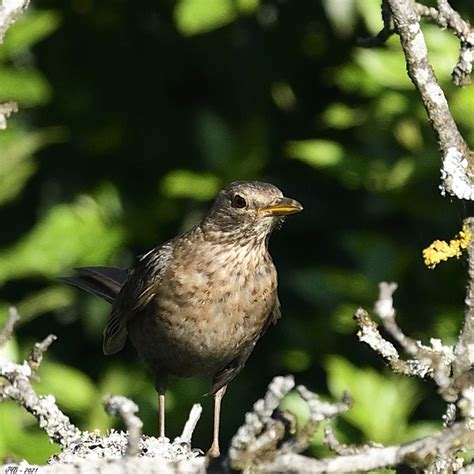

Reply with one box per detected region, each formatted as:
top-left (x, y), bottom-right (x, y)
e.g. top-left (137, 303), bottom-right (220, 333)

top-left (262, 422), bottom-right (472, 473)
top-left (374, 282), bottom-right (418, 356)
top-left (358, 0), bottom-right (395, 47)
top-left (175, 404), bottom-right (203, 445)
top-left (28, 334), bottom-right (57, 373)
top-left (104, 395), bottom-right (143, 456)
top-left (0, 307), bottom-right (20, 347)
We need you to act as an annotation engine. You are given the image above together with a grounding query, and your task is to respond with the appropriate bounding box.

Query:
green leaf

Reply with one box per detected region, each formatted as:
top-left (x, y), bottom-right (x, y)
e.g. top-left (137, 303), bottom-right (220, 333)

top-left (1, 10), bottom-right (61, 59)
top-left (0, 127), bottom-right (65, 205)
top-left (326, 356), bottom-right (421, 443)
top-left (161, 169), bottom-right (221, 201)
top-left (174, 0), bottom-right (260, 36)
top-left (322, 103), bottom-right (364, 129)
top-left (0, 68), bottom-right (51, 106)
top-left (35, 361), bottom-right (98, 414)
top-left (286, 140), bottom-right (344, 168)
top-left (0, 186), bottom-right (124, 284)
top-left (356, 0), bottom-right (385, 35)
top-left (323, 0), bottom-right (356, 36)
top-left (0, 286), bottom-right (75, 326)
top-left (355, 49), bottom-right (412, 90)
top-left (0, 403), bottom-right (59, 463)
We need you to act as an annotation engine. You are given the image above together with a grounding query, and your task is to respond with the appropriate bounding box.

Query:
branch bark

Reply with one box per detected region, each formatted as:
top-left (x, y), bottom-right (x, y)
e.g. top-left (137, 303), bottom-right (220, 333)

top-left (364, 0), bottom-right (474, 199)
top-left (453, 217), bottom-right (474, 392)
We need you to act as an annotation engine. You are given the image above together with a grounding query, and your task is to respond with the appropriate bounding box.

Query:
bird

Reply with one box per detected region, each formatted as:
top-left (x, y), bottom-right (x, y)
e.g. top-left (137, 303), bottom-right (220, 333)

top-left (62, 180), bottom-right (303, 457)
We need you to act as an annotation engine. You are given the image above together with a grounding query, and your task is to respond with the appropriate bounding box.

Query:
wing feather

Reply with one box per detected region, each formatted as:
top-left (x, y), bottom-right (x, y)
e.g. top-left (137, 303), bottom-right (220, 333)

top-left (103, 241), bottom-right (174, 355)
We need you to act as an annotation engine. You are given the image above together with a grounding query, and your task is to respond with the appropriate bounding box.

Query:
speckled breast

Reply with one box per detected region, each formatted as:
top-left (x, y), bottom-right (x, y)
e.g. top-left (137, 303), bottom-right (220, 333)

top-left (129, 239), bottom-right (277, 378)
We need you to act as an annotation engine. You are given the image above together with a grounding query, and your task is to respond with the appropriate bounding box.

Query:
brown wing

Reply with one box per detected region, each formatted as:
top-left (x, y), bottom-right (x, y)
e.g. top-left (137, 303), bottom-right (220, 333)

top-left (103, 241), bottom-right (174, 355)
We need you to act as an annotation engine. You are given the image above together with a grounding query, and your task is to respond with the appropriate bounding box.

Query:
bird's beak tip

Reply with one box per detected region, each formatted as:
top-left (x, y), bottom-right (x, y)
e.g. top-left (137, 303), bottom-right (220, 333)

top-left (260, 197), bottom-right (304, 216)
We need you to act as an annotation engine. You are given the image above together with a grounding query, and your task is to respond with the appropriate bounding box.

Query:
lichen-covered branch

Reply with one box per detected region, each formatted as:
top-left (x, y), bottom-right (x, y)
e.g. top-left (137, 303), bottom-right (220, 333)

top-left (356, 286), bottom-right (458, 397)
top-left (174, 403), bottom-right (203, 445)
top-left (229, 376), bottom-right (351, 471)
top-left (0, 310), bottom-right (81, 447)
top-left (0, 306), bottom-right (20, 346)
top-left (0, 342), bottom-right (82, 448)
top-left (418, 0), bottom-right (474, 86)
top-left (0, 101), bottom-right (17, 129)
top-left (388, 0), bottom-right (473, 199)
top-left (363, 0), bottom-right (474, 200)
top-left (0, 0), bottom-right (29, 42)
top-left (104, 396), bottom-right (143, 456)
top-left (453, 217), bottom-right (474, 395)
top-left (1, 310), bottom-right (472, 473)
top-left (262, 422), bottom-right (471, 473)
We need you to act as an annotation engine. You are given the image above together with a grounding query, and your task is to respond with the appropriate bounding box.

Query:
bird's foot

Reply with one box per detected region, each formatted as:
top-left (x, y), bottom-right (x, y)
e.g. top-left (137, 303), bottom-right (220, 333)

top-left (206, 443), bottom-right (220, 458)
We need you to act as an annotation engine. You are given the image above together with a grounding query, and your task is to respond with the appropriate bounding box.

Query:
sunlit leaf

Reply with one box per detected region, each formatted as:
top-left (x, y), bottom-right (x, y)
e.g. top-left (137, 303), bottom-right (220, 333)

top-left (0, 186), bottom-right (124, 284)
top-left (0, 286), bottom-right (75, 325)
top-left (286, 140), bottom-right (344, 168)
top-left (161, 169), bottom-right (221, 201)
top-left (355, 49), bottom-right (411, 90)
top-left (35, 362), bottom-right (98, 414)
top-left (0, 10), bottom-right (61, 59)
top-left (322, 103), bottom-right (364, 129)
top-left (326, 356), bottom-right (421, 443)
top-left (356, 0), bottom-right (385, 35)
top-left (0, 68), bottom-right (51, 106)
top-left (174, 0), bottom-right (260, 36)
top-left (323, 0), bottom-right (356, 36)
top-left (0, 127), bottom-right (65, 205)
top-left (0, 403), bottom-right (59, 463)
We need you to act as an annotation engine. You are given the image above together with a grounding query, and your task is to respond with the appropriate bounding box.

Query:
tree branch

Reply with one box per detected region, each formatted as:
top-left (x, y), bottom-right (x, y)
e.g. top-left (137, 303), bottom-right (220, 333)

top-left (104, 396), bottom-right (143, 456)
top-left (0, 306), bottom-right (20, 347)
top-left (453, 217), bottom-right (474, 394)
top-left (0, 342), bottom-right (82, 448)
top-left (262, 422), bottom-right (471, 473)
top-left (363, 0), bottom-right (474, 200)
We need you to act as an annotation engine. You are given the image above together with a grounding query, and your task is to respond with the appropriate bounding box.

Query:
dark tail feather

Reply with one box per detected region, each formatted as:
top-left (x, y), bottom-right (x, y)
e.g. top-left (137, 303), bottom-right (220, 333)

top-left (60, 266), bottom-right (128, 304)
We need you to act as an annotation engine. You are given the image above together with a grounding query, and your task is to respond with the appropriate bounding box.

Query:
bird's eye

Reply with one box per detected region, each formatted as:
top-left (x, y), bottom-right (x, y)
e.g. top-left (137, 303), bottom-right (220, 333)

top-left (231, 194), bottom-right (247, 209)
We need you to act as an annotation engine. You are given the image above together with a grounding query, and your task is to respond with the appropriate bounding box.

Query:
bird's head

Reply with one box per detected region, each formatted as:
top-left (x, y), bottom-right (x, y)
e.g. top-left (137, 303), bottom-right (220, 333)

top-left (202, 181), bottom-right (303, 243)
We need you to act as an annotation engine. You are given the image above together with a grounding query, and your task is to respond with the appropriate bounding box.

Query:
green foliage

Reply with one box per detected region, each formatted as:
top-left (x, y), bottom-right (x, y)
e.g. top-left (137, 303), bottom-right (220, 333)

top-left (0, 186), bottom-right (123, 284)
top-left (174, 0), bottom-right (260, 36)
top-left (286, 140), bottom-right (344, 168)
top-left (0, 127), bottom-right (64, 205)
top-left (326, 356), bottom-right (423, 444)
top-left (0, 11), bottom-right (61, 60)
top-left (0, 0), bottom-right (471, 465)
top-left (0, 403), bottom-right (59, 463)
top-left (161, 170), bottom-right (221, 201)
top-left (35, 361), bottom-right (98, 415)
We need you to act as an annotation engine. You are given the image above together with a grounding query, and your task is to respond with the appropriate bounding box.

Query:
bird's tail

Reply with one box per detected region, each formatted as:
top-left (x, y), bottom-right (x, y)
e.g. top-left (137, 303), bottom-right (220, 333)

top-left (60, 266), bottom-right (128, 304)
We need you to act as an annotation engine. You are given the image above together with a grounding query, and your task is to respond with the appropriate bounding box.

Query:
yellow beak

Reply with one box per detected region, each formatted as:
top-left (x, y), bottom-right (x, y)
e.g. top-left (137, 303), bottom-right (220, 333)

top-left (259, 197), bottom-right (303, 216)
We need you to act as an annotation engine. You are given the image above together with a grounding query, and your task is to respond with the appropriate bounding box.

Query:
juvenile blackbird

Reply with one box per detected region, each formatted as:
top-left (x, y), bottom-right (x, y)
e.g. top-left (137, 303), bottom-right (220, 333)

top-left (62, 181), bottom-right (302, 457)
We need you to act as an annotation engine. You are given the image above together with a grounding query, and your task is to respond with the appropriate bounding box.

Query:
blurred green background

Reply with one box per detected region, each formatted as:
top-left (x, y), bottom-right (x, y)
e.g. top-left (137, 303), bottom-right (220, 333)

top-left (0, 0), bottom-right (473, 464)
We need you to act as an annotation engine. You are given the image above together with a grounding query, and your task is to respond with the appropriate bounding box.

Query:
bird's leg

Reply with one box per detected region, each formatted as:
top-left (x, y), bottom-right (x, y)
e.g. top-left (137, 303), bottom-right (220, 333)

top-left (207, 385), bottom-right (227, 458)
top-left (155, 375), bottom-right (168, 439)
top-left (158, 391), bottom-right (165, 438)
